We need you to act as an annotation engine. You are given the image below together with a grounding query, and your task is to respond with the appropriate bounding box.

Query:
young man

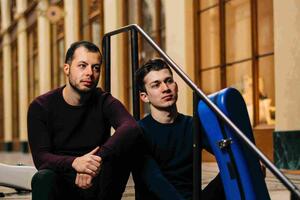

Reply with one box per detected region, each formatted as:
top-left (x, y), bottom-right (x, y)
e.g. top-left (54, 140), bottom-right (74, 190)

top-left (133, 58), bottom-right (225, 200)
top-left (27, 41), bottom-right (141, 200)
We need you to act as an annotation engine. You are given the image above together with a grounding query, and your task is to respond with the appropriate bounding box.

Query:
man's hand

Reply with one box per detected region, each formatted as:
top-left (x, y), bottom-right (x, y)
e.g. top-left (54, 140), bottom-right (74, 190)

top-left (72, 146), bottom-right (102, 177)
top-left (75, 173), bottom-right (93, 189)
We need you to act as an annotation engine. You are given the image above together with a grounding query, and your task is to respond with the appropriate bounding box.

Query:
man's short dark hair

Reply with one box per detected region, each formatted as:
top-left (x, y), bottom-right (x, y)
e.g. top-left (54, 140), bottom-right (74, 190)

top-left (135, 58), bottom-right (173, 92)
top-left (65, 40), bottom-right (102, 65)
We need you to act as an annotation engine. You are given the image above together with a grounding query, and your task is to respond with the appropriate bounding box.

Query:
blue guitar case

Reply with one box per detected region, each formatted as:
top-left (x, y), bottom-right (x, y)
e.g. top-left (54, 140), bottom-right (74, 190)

top-left (198, 88), bottom-right (270, 200)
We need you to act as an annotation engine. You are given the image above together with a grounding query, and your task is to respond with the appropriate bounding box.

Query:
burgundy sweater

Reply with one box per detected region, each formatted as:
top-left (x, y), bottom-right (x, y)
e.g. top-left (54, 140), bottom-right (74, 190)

top-left (27, 87), bottom-right (141, 171)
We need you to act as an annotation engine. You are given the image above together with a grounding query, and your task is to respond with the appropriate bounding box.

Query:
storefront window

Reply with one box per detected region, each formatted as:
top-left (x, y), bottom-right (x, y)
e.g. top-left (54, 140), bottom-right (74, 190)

top-left (196, 0), bottom-right (274, 126)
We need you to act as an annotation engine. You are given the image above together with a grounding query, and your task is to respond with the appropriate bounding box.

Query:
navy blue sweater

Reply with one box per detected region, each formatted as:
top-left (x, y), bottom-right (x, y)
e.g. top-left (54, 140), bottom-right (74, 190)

top-left (134, 113), bottom-right (206, 200)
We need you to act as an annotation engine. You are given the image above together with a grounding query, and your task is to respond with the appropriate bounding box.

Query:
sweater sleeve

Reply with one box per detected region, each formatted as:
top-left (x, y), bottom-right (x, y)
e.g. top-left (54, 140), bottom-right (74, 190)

top-left (137, 155), bottom-right (184, 200)
top-left (97, 95), bottom-right (142, 160)
top-left (27, 101), bottom-right (76, 171)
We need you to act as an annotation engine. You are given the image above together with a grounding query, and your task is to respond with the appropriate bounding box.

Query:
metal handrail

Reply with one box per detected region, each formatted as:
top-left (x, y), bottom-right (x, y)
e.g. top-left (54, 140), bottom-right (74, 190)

top-left (102, 24), bottom-right (300, 199)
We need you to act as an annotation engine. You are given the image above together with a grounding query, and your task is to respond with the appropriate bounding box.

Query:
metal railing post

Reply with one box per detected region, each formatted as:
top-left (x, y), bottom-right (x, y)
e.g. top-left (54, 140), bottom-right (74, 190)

top-left (193, 92), bottom-right (201, 200)
top-left (103, 36), bottom-right (111, 93)
top-left (131, 29), bottom-right (140, 121)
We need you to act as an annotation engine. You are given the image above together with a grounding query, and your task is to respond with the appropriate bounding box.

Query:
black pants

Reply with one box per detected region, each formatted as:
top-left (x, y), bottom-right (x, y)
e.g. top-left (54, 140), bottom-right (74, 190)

top-left (201, 174), bottom-right (225, 200)
top-left (31, 158), bottom-right (130, 200)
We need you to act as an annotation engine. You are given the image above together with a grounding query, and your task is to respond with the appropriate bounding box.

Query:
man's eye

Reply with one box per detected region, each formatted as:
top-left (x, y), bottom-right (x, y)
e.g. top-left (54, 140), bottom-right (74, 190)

top-left (151, 83), bottom-right (159, 88)
top-left (166, 78), bottom-right (174, 83)
top-left (79, 64), bottom-right (86, 68)
top-left (93, 65), bottom-right (100, 72)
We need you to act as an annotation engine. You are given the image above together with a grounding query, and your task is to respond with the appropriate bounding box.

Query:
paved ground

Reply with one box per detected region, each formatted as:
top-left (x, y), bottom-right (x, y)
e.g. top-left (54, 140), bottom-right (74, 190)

top-left (0, 152), bottom-right (299, 199)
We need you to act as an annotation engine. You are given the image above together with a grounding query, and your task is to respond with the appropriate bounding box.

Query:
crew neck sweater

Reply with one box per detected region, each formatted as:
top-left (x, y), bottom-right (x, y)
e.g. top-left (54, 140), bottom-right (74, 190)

top-left (28, 86), bottom-right (140, 171)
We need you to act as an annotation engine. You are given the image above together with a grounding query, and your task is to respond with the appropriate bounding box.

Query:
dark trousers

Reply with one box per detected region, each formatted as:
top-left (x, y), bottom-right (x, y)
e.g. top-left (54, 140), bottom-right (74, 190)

top-left (31, 158), bottom-right (130, 200)
top-left (201, 174), bottom-right (225, 200)
top-left (134, 174), bottom-right (225, 200)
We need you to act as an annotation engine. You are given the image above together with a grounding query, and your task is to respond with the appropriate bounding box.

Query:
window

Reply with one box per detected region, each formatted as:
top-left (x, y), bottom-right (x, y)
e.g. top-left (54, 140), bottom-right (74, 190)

top-left (0, 9), bottom-right (2, 146)
top-left (127, 0), bottom-right (166, 115)
top-left (128, 0), bottom-right (165, 62)
top-left (10, 0), bottom-right (17, 22)
top-left (89, 0), bottom-right (104, 46)
top-left (27, 3), bottom-right (39, 102)
top-left (80, 0), bottom-right (104, 86)
top-left (27, 23), bottom-right (39, 102)
top-left (0, 6), bottom-right (2, 32)
top-left (80, 0), bottom-right (104, 45)
top-left (50, 1), bottom-right (65, 88)
top-left (0, 45), bottom-right (3, 147)
top-left (8, 1), bottom-right (19, 145)
top-left (195, 0), bottom-right (274, 126)
top-left (27, 0), bottom-right (38, 6)
top-left (11, 39), bottom-right (19, 142)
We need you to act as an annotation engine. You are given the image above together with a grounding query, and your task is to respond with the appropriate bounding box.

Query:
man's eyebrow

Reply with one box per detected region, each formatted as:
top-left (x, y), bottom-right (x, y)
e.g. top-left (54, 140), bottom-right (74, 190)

top-left (78, 61), bottom-right (88, 64)
top-left (149, 80), bottom-right (160, 84)
top-left (164, 76), bottom-right (173, 80)
top-left (77, 61), bottom-right (101, 65)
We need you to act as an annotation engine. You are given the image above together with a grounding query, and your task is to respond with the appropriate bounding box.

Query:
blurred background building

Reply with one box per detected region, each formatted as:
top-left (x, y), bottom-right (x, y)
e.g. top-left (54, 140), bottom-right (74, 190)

top-left (0, 0), bottom-right (299, 170)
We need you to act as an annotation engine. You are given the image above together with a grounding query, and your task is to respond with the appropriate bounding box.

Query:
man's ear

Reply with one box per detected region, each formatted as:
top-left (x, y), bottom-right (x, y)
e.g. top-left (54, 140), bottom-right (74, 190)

top-left (140, 92), bottom-right (149, 103)
top-left (64, 63), bottom-right (70, 76)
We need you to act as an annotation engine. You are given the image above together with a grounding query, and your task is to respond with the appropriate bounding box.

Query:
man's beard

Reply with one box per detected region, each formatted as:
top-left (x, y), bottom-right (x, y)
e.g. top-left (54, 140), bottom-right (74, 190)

top-left (69, 78), bottom-right (97, 95)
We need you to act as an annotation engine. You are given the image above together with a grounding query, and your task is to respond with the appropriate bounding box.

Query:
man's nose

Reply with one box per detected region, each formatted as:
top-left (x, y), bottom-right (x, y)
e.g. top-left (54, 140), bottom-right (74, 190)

top-left (161, 82), bottom-right (170, 91)
top-left (85, 65), bottom-right (93, 76)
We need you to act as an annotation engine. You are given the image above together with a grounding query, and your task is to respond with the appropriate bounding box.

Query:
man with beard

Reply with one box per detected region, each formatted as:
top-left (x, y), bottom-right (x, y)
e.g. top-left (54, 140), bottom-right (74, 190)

top-left (133, 58), bottom-right (225, 200)
top-left (27, 41), bottom-right (141, 200)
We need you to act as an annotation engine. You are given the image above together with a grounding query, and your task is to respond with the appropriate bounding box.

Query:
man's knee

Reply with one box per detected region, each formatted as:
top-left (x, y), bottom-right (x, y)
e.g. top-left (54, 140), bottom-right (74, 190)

top-left (31, 169), bottom-right (57, 188)
top-left (31, 169), bottom-right (58, 200)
